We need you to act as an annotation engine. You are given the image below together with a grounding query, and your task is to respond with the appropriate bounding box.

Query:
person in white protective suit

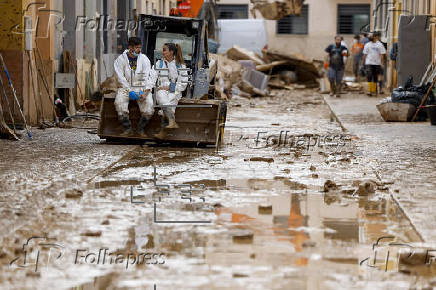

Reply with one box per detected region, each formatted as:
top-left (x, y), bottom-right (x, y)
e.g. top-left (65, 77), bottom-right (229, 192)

top-left (114, 37), bottom-right (155, 137)
top-left (151, 42), bottom-right (189, 139)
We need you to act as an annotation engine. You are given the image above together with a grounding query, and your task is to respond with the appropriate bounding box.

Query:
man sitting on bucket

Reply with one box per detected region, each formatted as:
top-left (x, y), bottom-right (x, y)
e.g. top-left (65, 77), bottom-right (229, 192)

top-left (114, 37), bottom-right (155, 137)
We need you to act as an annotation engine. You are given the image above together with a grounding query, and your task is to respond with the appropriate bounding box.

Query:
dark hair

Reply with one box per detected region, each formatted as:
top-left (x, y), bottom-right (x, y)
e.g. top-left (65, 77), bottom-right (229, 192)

top-left (128, 37), bottom-right (141, 46)
top-left (354, 34), bottom-right (360, 40)
top-left (164, 43), bottom-right (185, 65)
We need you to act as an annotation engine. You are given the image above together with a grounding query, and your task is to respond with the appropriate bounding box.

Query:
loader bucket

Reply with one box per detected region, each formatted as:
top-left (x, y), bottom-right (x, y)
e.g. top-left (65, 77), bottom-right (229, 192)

top-left (97, 94), bottom-right (226, 146)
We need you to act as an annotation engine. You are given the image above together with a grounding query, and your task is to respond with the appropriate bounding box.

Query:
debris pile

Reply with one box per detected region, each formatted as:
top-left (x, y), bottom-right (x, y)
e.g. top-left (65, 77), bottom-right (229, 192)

top-left (342, 76), bottom-right (363, 92)
top-left (210, 54), bottom-right (243, 99)
top-left (250, 0), bottom-right (304, 20)
top-left (226, 45), bottom-right (265, 65)
top-left (213, 45), bottom-right (322, 99)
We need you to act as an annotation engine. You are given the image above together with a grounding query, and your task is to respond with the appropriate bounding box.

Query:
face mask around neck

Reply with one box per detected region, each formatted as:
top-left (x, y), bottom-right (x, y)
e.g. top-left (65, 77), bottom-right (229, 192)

top-left (130, 50), bottom-right (139, 57)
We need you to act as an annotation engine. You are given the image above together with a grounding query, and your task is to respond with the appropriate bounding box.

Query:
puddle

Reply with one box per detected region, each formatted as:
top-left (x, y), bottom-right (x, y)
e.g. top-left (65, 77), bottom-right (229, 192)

top-left (211, 180), bottom-right (425, 279)
top-left (71, 175), bottom-right (431, 289)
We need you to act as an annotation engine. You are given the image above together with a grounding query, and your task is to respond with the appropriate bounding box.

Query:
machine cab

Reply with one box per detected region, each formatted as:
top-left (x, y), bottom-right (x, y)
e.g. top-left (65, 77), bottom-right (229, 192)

top-left (138, 15), bottom-right (211, 99)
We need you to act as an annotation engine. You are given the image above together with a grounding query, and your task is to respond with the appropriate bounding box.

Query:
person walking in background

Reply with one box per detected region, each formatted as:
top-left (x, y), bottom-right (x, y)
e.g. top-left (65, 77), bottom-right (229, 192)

top-left (352, 35), bottom-right (364, 80)
top-left (362, 32), bottom-right (386, 96)
top-left (359, 33), bottom-right (370, 77)
top-left (360, 33), bottom-right (370, 46)
top-left (325, 35), bottom-right (349, 97)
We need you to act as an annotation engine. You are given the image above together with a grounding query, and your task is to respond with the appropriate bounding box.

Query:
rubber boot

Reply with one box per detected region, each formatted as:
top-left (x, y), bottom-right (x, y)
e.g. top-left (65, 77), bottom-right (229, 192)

top-left (120, 113), bottom-right (133, 136)
top-left (153, 129), bottom-right (168, 140)
top-left (153, 114), bottom-right (169, 140)
top-left (367, 82), bottom-right (373, 96)
top-left (137, 116), bottom-right (150, 138)
top-left (336, 84), bottom-right (342, 98)
top-left (164, 108), bottom-right (179, 129)
top-left (371, 82), bottom-right (377, 96)
top-left (329, 82), bottom-right (336, 96)
top-left (161, 115), bottom-right (169, 129)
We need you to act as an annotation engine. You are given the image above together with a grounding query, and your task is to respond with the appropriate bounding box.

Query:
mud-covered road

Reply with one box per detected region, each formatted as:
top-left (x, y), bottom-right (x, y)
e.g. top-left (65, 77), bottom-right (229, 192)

top-left (0, 89), bottom-right (435, 289)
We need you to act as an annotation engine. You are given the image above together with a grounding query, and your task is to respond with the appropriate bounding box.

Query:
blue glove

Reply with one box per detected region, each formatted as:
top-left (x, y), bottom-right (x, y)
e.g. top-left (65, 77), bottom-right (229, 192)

top-left (128, 90), bottom-right (144, 101)
top-left (129, 91), bottom-right (139, 101)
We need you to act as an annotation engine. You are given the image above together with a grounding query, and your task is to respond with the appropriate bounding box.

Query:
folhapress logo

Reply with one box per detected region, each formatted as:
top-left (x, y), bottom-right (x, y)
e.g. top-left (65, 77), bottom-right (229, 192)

top-left (9, 236), bottom-right (65, 272)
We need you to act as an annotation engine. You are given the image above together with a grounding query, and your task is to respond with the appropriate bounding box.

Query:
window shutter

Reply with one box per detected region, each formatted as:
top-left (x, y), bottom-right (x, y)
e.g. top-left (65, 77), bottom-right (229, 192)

top-left (216, 5), bottom-right (249, 19)
top-left (277, 5), bottom-right (309, 35)
top-left (337, 4), bottom-right (370, 34)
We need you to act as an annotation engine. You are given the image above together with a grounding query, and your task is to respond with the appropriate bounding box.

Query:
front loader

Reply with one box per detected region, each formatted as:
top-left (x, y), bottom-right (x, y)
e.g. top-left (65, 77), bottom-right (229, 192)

top-left (97, 15), bottom-right (226, 147)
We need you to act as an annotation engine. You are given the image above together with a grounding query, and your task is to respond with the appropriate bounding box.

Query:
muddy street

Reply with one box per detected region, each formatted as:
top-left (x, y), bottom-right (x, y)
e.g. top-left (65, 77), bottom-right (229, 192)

top-left (1, 89), bottom-right (435, 289)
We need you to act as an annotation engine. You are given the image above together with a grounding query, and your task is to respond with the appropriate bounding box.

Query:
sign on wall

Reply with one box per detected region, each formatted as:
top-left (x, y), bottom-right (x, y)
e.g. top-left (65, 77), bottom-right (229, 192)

top-left (55, 73), bottom-right (75, 88)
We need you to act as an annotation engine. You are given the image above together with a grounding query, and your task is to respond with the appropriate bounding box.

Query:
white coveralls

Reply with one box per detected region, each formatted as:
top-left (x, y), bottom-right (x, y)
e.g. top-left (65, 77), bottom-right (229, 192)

top-left (151, 59), bottom-right (189, 115)
top-left (113, 50), bottom-right (155, 118)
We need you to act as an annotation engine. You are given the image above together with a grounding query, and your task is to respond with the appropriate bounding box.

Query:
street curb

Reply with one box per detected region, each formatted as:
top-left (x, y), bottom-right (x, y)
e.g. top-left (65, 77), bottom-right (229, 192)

top-left (390, 193), bottom-right (425, 242)
top-left (322, 96), bottom-right (347, 133)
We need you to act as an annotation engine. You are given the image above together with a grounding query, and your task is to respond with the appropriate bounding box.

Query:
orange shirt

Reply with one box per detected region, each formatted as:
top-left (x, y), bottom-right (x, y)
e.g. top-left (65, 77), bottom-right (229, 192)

top-left (352, 42), bottom-right (364, 55)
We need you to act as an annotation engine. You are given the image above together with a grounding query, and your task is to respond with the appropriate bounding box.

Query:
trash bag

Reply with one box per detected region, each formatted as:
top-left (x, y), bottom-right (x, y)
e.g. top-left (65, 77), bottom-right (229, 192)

top-left (391, 89), bottom-right (422, 107)
top-left (392, 81), bottom-right (435, 106)
top-left (404, 76), bottom-right (413, 89)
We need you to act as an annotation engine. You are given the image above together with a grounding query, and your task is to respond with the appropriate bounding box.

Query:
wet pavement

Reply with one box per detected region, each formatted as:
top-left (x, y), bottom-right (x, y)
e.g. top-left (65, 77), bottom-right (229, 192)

top-left (324, 94), bottom-right (436, 242)
top-left (1, 89), bottom-right (436, 289)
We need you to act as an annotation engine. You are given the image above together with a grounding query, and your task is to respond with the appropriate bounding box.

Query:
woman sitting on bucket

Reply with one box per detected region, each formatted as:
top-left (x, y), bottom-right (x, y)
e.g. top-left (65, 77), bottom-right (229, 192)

top-left (152, 43), bottom-right (189, 139)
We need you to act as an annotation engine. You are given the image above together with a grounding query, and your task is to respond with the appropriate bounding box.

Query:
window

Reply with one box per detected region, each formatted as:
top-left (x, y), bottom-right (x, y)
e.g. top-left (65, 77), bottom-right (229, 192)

top-left (337, 4), bottom-right (370, 34)
top-left (117, 0), bottom-right (129, 54)
top-left (216, 5), bottom-right (248, 19)
top-left (277, 5), bottom-right (309, 35)
top-left (155, 32), bottom-right (193, 63)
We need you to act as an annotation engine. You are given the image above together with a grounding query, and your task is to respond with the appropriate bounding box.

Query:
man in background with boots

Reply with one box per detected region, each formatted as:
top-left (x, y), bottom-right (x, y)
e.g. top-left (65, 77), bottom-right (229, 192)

top-left (362, 32), bottom-right (386, 96)
top-left (114, 37), bottom-right (155, 137)
top-left (325, 35), bottom-right (348, 97)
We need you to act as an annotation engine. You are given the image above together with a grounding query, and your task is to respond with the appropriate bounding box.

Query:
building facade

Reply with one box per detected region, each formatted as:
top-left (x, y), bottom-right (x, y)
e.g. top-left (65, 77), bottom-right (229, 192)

top-left (0, 0), bottom-right (176, 125)
top-left (217, 0), bottom-right (435, 90)
top-left (216, 0), bottom-right (373, 59)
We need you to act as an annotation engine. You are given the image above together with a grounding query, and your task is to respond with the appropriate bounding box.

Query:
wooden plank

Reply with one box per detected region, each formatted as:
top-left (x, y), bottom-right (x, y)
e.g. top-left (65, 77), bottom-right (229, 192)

top-left (35, 56), bottom-right (56, 121)
top-left (63, 51), bottom-right (76, 116)
top-left (0, 50), bottom-right (25, 124)
top-left (0, 95), bottom-right (18, 140)
top-left (27, 50), bottom-right (44, 124)
top-left (23, 50), bottom-right (37, 124)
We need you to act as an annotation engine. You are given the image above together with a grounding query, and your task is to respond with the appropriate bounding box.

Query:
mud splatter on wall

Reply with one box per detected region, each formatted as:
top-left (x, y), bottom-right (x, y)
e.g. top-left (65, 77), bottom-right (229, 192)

top-left (0, 0), bottom-right (23, 50)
